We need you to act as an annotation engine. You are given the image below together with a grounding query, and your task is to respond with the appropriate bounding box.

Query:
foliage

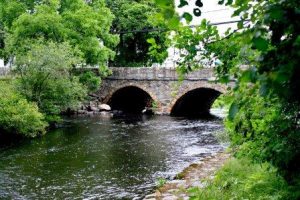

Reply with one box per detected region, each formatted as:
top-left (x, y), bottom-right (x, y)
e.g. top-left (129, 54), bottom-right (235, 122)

top-left (156, 177), bottom-right (167, 188)
top-left (226, 83), bottom-right (300, 181)
top-left (14, 41), bottom-right (87, 123)
top-left (106, 0), bottom-right (170, 66)
top-left (151, 101), bottom-right (159, 109)
top-left (211, 94), bottom-right (229, 109)
top-left (0, 81), bottom-right (47, 137)
top-left (0, 0), bottom-right (119, 68)
top-left (188, 158), bottom-right (300, 200)
top-left (155, 0), bottom-right (300, 183)
top-left (79, 71), bottom-right (101, 93)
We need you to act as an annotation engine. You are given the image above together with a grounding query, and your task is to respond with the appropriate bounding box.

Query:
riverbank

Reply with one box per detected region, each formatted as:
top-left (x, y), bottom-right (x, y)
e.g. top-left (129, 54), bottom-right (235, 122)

top-left (144, 152), bottom-right (230, 200)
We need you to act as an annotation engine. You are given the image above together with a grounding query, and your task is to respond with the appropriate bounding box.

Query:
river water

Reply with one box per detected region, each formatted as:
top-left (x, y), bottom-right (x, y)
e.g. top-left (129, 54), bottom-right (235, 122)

top-left (0, 112), bottom-right (225, 199)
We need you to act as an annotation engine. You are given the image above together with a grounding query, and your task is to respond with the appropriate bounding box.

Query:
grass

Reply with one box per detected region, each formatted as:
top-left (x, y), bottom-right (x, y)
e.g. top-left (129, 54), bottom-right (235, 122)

top-left (188, 158), bottom-right (300, 200)
top-left (156, 178), bottom-right (168, 188)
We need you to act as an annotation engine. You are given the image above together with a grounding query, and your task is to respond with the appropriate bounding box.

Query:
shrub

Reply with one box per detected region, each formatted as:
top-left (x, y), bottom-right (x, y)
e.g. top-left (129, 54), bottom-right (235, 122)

top-left (226, 83), bottom-right (300, 181)
top-left (79, 71), bottom-right (101, 93)
top-left (14, 41), bottom-right (87, 123)
top-left (0, 81), bottom-right (47, 137)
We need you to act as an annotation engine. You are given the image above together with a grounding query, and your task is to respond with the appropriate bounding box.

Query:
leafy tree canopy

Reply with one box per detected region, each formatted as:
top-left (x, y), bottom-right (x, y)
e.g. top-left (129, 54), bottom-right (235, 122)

top-left (0, 0), bottom-right (119, 68)
top-left (106, 0), bottom-right (170, 67)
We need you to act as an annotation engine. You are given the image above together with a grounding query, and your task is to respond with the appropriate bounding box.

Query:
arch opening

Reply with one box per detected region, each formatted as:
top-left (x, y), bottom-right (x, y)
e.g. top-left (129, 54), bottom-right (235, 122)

top-left (171, 88), bottom-right (222, 117)
top-left (109, 86), bottom-right (153, 114)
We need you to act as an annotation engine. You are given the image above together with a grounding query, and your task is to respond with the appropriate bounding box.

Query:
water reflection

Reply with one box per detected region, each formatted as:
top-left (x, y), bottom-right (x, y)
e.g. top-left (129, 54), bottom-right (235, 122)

top-left (0, 114), bottom-right (225, 199)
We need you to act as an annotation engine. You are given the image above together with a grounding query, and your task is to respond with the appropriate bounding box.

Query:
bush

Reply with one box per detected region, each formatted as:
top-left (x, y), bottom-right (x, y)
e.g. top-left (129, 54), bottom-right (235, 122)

top-left (14, 41), bottom-right (87, 123)
top-left (79, 71), bottom-right (101, 93)
top-left (226, 83), bottom-right (300, 181)
top-left (211, 94), bottom-right (230, 109)
top-left (188, 158), bottom-right (300, 200)
top-left (0, 82), bottom-right (47, 137)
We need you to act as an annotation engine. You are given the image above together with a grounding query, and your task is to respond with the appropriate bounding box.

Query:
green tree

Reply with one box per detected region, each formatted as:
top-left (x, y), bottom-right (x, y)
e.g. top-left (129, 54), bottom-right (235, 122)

top-left (106, 0), bottom-right (170, 67)
top-left (15, 41), bottom-right (87, 123)
top-left (0, 0), bottom-right (119, 68)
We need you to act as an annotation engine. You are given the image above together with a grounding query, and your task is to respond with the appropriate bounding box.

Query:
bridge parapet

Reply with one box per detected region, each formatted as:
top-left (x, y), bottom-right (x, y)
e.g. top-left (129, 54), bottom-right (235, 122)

top-left (107, 67), bottom-right (215, 81)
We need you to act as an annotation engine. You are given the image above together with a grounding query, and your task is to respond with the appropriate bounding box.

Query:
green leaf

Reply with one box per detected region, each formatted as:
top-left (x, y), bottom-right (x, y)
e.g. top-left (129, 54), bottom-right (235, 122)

top-left (168, 16), bottom-right (180, 29)
top-left (228, 102), bottom-right (239, 120)
top-left (155, 0), bottom-right (168, 6)
top-left (163, 8), bottom-right (175, 19)
top-left (218, 0), bottom-right (225, 5)
top-left (147, 38), bottom-right (156, 45)
top-left (178, 0), bottom-right (188, 8)
top-left (237, 21), bottom-right (244, 29)
top-left (259, 83), bottom-right (269, 96)
top-left (182, 12), bottom-right (193, 23)
top-left (252, 37), bottom-right (269, 51)
top-left (240, 67), bottom-right (257, 83)
top-left (225, 0), bottom-right (233, 6)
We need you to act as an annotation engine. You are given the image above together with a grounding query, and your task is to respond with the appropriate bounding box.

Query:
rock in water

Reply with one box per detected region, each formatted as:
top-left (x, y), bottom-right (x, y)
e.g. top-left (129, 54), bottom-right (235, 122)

top-left (142, 107), bottom-right (154, 115)
top-left (99, 104), bottom-right (111, 111)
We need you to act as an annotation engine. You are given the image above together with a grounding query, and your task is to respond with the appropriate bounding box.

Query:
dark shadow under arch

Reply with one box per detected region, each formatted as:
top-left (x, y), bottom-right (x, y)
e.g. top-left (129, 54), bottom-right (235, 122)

top-left (171, 88), bottom-right (221, 117)
top-left (109, 86), bottom-right (153, 113)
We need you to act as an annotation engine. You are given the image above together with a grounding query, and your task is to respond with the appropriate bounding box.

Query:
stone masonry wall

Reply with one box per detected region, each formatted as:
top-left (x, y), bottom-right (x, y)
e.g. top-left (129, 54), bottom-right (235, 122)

top-left (107, 67), bottom-right (215, 81)
top-left (98, 67), bottom-right (232, 114)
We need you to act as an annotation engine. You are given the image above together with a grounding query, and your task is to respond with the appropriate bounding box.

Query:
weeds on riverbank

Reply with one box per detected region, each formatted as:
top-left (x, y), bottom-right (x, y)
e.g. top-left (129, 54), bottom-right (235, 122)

top-left (156, 178), bottom-right (167, 188)
top-left (188, 158), bottom-right (300, 200)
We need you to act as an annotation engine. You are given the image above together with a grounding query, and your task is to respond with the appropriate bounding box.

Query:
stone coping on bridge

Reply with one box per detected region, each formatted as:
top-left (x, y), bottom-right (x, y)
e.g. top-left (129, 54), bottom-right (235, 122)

top-left (107, 67), bottom-right (216, 81)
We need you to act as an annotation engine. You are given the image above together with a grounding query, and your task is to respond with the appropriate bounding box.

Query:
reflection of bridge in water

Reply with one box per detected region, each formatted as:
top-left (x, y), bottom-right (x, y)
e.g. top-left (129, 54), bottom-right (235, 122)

top-left (98, 67), bottom-right (233, 117)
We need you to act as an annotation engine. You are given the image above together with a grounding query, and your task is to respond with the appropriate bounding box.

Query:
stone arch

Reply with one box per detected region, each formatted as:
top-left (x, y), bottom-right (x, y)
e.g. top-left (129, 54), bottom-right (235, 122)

top-left (103, 84), bottom-right (160, 113)
top-left (169, 84), bottom-right (225, 117)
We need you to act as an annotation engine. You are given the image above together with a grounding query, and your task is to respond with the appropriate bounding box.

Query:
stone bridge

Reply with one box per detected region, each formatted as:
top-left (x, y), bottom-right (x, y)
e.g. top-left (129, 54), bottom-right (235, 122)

top-left (98, 67), bottom-right (232, 117)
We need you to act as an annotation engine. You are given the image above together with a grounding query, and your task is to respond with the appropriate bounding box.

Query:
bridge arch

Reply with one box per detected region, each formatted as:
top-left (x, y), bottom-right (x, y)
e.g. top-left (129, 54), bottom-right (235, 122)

top-left (170, 85), bottom-right (224, 117)
top-left (104, 84), bottom-right (159, 114)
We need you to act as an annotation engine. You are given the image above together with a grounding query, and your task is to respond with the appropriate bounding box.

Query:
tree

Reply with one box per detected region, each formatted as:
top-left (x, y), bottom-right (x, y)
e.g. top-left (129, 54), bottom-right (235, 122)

top-left (0, 0), bottom-right (119, 69)
top-left (106, 0), bottom-right (170, 67)
top-left (15, 41), bottom-right (87, 123)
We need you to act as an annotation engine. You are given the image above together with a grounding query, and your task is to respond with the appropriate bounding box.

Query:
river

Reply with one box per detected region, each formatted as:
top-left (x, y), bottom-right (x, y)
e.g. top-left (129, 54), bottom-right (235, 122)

top-left (0, 112), bottom-right (225, 199)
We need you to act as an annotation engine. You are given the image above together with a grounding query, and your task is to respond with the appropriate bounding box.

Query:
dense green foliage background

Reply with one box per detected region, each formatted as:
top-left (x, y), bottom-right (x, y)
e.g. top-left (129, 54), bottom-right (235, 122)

top-left (0, 0), bottom-right (119, 67)
top-left (0, 81), bottom-right (47, 137)
top-left (106, 0), bottom-right (169, 67)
